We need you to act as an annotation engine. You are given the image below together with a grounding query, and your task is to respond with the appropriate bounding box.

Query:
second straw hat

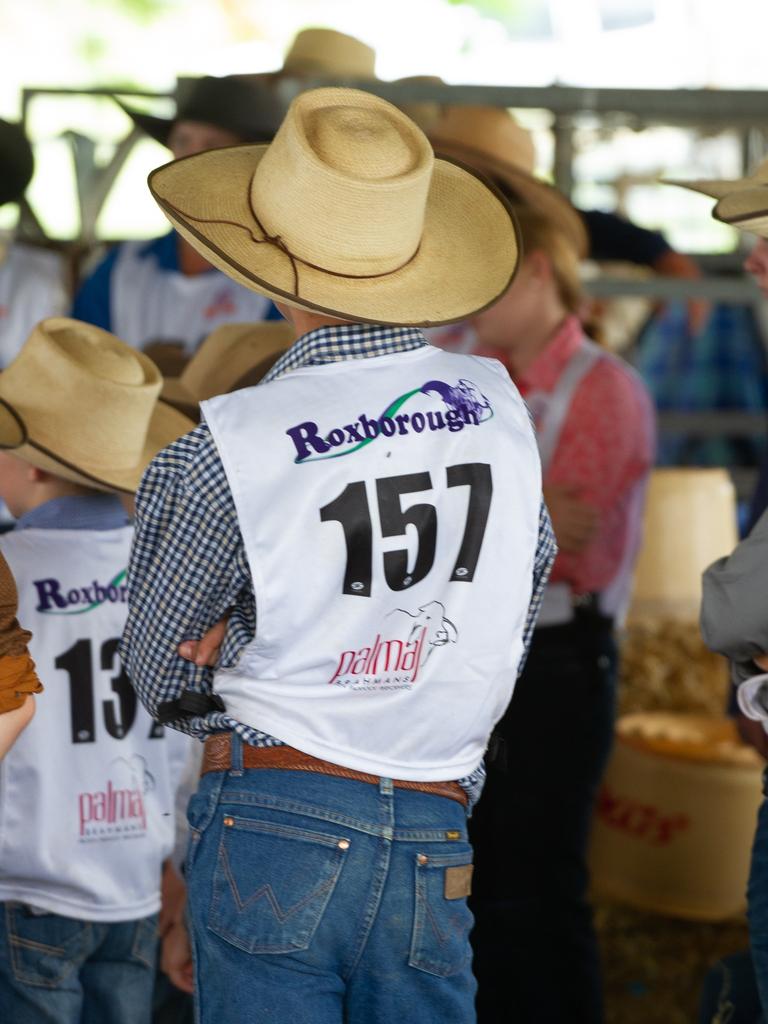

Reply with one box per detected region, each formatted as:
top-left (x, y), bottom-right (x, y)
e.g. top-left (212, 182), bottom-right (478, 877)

top-left (429, 105), bottom-right (588, 258)
top-left (280, 28), bottom-right (376, 79)
top-left (162, 321), bottom-right (294, 413)
top-left (117, 75), bottom-right (285, 148)
top-left (148, 87), bottom-right (520, 326)
top-left (0, 318), bottom-right (193, 493)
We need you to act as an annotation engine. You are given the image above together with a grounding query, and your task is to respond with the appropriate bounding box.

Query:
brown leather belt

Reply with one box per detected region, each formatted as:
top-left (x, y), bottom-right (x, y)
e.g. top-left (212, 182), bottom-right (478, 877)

top-left (202, 733), bottom-right (468, 807)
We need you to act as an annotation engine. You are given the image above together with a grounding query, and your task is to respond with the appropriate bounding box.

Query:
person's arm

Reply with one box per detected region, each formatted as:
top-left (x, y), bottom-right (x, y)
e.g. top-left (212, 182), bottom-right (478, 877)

top-left (519, 499), bottom-right (557, 670)
top-left (546, 360), bottom-right (655, 592)
top-left (159, 858), bottom-right (193, 994)
top-left (701, 507), bottom-right (768, 686)
top-left (580, 209), bottom-right (708, 334)
top-left (0, 695), bottom-right (35, 760)
top-left (581, 209), bottom-right (672, 266)
top-left (119, 423), bottom-right (254, 732)
top-left (700, 510), bottom-right (768, 753)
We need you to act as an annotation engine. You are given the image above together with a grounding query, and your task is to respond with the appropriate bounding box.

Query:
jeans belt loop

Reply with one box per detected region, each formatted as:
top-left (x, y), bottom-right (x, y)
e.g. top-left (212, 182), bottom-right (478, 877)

top-left (229, 731), bottom-right (244, 776)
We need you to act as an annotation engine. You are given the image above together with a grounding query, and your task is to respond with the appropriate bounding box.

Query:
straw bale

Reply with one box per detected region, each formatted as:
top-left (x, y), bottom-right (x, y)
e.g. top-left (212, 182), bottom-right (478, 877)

top-left (618, 621), bottom-right (730, 717)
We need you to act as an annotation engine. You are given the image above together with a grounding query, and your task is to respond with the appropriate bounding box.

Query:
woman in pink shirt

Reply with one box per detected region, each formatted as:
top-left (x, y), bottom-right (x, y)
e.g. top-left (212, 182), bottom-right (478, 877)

top-left (467, 205), bottom-right (655, 1024)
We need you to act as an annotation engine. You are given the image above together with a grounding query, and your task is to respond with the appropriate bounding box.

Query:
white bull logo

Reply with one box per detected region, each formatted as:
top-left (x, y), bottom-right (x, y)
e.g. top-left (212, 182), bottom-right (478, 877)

top-left (387, 600), bottom-right (459, 664)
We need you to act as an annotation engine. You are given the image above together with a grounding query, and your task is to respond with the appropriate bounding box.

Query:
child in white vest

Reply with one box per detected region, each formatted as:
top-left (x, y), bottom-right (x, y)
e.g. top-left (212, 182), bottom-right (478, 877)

top-left (0, 317), bottom-right (193, 1024)
top-left (122, 87), bottom-right (555, 1024)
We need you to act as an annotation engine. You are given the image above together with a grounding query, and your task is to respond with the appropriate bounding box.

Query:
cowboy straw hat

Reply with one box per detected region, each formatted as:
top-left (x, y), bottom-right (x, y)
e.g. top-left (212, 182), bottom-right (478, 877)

top-left (666, 157), bottom-right (768, 239)
top-left (280, 28), bottom-right (376, 80)
top-left (162, 320), bottom-right (294, 414)
top-left (148, 88), bottom-right (520, 327)
top-left (0, 318), bottom-right (193, 493)
top-left (0, 119), bottom-right (34, 207)
top-left (117, 75), bottom-right (286, 148)
top-left (665, 156), bottom-right (768, 203)
top-left (429, 105), bottom-right (588, 258)
top-left (392, 76), bottom-right (447, 134)
top-left (714, 186), bottom-right (768, 239)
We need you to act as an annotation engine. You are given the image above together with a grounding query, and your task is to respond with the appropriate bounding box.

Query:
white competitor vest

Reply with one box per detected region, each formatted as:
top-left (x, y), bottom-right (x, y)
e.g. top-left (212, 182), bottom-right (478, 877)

top-left (111, 240), bottom-right (273, 352)
top-left (0, 528), bottom-right (191, 922)
top-left (203, 346), bottom-right (542, 781)
top-left (527, 337), bottom-right (648, 627)
top-left (0, 243), bottom-right (67, 368)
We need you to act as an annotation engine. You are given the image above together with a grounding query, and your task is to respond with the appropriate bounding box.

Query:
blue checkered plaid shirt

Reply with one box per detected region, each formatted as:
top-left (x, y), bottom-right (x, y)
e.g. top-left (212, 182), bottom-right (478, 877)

top-left (120, 322), bottom-right (556, 806)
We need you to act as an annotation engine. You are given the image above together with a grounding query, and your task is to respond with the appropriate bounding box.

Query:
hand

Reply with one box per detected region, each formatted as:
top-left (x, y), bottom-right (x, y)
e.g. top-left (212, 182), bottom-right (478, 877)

top-left (652, 250), bottom-right (711, 337)
top-left (161, 919), bottom-right (195, 994)
top-left (736, 712), bottom-right (768, 760)
top-left (543, 484), bottom-right (599, 554)
top-left (754, 654), bottom-right (768, 673)
top-left (178, 618), bottom-right (229, 668)
top-left (159, 861), bottom-right (187, 938)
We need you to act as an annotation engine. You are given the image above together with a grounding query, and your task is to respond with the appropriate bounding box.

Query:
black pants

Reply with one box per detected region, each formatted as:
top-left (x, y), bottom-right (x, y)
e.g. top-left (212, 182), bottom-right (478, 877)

top-left (469, 612), bottom-right (618, 1024)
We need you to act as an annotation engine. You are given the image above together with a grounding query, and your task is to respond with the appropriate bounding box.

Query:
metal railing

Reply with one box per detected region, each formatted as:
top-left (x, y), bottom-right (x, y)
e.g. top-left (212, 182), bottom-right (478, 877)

top-left (13, 78), bottom-right (768, 495)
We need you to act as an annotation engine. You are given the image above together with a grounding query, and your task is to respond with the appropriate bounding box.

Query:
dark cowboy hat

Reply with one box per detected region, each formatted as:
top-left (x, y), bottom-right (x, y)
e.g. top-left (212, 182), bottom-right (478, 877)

top-left (0, 119), bottom-right (33, 207)
top-left (116, 75), bottom-right (286, 148)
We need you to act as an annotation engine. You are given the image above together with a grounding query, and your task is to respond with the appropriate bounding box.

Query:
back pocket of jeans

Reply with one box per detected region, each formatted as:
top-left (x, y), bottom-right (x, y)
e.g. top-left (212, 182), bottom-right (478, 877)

top-left (208, 814), bottom-right (350, 954)
top-left (409, 850), bottom-right (474, 978)
top-left (6, 904), bottom-right (91, 988)
top-left (130, 913), bottom-right (159, 971)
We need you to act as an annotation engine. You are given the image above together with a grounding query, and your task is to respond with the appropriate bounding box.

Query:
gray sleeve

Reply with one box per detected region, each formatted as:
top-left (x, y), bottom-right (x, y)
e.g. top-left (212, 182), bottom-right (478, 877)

top-left (701, 508), bottom-right (768, 683)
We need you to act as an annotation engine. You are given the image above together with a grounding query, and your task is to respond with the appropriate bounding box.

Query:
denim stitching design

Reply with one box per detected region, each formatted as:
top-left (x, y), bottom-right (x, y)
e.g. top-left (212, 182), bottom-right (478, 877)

top-left (208, 816), bottom-right (348, 954)
top-left (6, 904), bottom-right (93, 989)
top-left (409, 852), bottom-right (473, 978)
top-left (220, 842), bottom-right (339, 922)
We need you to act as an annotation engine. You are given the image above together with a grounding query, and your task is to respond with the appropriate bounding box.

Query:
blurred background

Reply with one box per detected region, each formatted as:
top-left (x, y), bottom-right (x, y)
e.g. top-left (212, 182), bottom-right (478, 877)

top-left (5, 4), bottom-right (768, 1021)
top-left (2, 0), bottom-right (767, 249)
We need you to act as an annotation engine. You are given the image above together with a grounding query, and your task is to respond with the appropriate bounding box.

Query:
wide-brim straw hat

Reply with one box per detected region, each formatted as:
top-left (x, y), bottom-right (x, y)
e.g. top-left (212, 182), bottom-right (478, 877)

top-left (666, 158), bottom-right (768, 239)
top-left (392, 76), bottom-right (446, 134)
top-left (0, 119), bottom-right (34, 207)
top-left (665, 157), bottom-right (768, 203)
top-left (280, 28), bottom-right (376, 80)
top-left (714, 186), bottom-right (768, 238)
top-left (429, 105), bottom-right (588, 258)
top-left (0, 318), bottom-right (193, 493)
top-left (162, 320), bottom-right (294, 414)
top-left (117, 75), bottom-right (286, 148)
top-left (148, 87), bottom-right (520, 327)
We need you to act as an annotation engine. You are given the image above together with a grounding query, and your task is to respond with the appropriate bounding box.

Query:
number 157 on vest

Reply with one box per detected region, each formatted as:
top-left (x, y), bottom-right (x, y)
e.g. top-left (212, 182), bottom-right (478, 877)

top-left (319, 463), bottom-right (492, 597)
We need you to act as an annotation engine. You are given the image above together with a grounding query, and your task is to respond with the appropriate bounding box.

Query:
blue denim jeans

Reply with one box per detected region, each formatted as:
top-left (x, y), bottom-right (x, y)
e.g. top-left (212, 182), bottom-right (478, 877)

top-left (0, 903), bottom-right (158, 1024)
top-left (698, 950), bottom-right (763, 1024)
top-left (747, 784), bottom-right (768, 1021)
top-left (185, 739), bottom-right (476, 1024)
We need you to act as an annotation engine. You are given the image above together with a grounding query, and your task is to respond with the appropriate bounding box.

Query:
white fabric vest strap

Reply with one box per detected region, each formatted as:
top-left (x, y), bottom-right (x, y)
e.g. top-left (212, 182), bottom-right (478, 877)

top-left (529, 338), bottom-right (643, 627)
top-left (0, 527), bottom-right (191, 921)
top-left (531, 341), bottom-right (603, 474)
top-left (203, 346), bottom-right (542, 781)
